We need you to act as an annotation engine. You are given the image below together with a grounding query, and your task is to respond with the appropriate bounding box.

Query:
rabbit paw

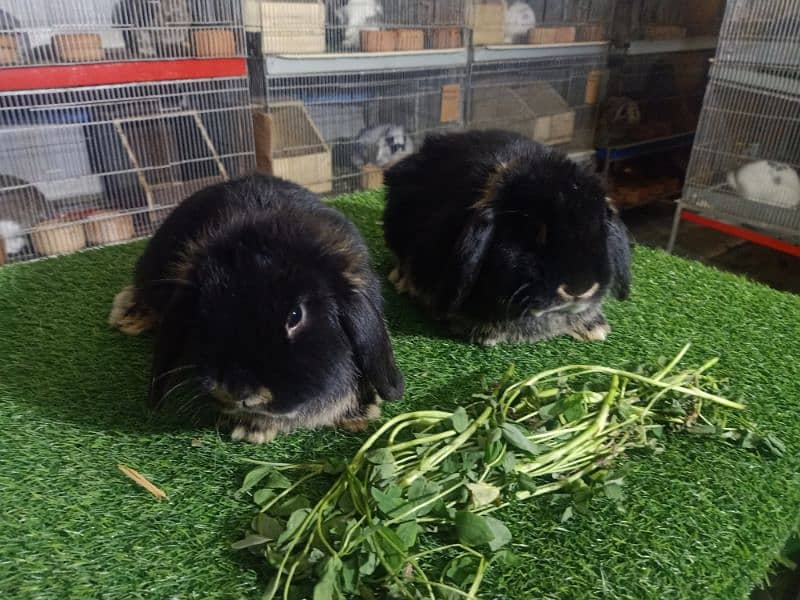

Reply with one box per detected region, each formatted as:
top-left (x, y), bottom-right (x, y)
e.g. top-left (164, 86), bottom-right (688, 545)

top-left (230, 420), bottom-right (279, 444)
top-left (109, 286), bottom-right (155, 335)
top-left (389, 267), bottom-right (412, 294)
top-left (568, 316), bottom-right (611, 342)
top-left (338, 402), bottom-right (381, 432)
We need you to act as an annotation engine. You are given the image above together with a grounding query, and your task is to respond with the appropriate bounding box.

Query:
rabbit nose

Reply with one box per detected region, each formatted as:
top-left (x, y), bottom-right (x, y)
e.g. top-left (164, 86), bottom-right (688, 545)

top-left (557, 282), bottom-right (599, 301)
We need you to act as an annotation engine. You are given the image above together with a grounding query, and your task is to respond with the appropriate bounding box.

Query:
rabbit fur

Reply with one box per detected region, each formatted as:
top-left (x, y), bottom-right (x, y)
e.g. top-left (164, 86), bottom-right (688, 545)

top-left (726, 160), bottom-right (800, 210)
top-left (383, 129), bottom-right (632, 346)
top-left (109, 174), bottom-right (404, 443)
top-left (505, 1), bottom-right (537, 44)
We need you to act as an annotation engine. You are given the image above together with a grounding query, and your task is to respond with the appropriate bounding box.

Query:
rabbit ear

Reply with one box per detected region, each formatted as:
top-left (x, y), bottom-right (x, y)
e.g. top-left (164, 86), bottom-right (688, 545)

top-left (339, 287), bottom-right (404, 402)
top-left (435, 205), bottom-right (495, 314)
top-left (148, 290), bottom-right (194, 409)
top-left (606, 212), bottom-right (632, 300)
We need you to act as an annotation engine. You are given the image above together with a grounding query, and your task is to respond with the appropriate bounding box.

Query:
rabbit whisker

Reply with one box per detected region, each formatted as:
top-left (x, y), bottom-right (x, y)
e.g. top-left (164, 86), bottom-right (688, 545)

top-left (505, 283), bottom-right (532, 320)
top-left (176, 390), bottom-right (208, 416)
top-left (161, 376), bottom-right (201, 403)
top-left (154, 364), bottom-right (197, 383)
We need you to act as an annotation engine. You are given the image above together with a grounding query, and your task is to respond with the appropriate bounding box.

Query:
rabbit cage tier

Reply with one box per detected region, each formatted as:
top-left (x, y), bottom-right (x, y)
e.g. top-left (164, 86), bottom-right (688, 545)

top-left (678, 0), bottom-right (800, 244)
top-left (0, 77), bottom-right (254, 263)
top-left (245, 0), bottom-right (465, 54)
top-left (611, 0), bottom-right (726, 41)
top-left (598, 49), bottom-right (713, 148)
top-left (252, 65), bottom-right (466, 195)
top-left (0, 0), bottom-right (244, 66)
top-left (469, 54), bottom-right (607, 151)
top-left (483, 0), bottom-right (614, 46)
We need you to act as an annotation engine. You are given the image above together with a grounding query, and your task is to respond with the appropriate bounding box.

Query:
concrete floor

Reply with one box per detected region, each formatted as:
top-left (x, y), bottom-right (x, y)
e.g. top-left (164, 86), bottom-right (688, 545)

top-left (621, 201), bottom-right (800, 295)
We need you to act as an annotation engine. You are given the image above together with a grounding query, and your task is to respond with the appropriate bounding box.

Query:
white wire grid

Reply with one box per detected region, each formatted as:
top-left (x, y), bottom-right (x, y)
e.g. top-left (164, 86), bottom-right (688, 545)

top-left (679, 0), bottom-right (800, 243)
top-left (468, 54), bottom-right (607, 151)
top-left (610, 0), bottom-right (725, 41)
top-left (256, 65), bottom-right (466, 195)
top-left (598, 49), bottom-right (714, 146)
top-left (0, 77), bottom-right (255, 263)
top-left (243, 0), bottom-right (615, 54)
top-left (0, 0), bottom-right (244, 66)
top-left (245, 0), bottom-right (464, 54)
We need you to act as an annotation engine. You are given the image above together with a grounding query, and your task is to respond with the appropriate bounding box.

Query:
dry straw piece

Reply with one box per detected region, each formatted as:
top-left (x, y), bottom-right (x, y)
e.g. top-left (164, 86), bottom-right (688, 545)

top-left (118, 464), bottom-right (168, 501)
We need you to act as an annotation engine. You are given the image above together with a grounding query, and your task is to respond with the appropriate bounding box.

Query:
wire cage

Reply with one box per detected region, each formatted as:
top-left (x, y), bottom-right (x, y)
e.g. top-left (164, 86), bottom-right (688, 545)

top-left (244, 0), bottom-right (466, 55)
top-left (468, 54), bottom-right (607, 152)
top-left (0, 0), bottom-right (244, 66)
top-left (0, 77), bottom-right (255, 263)
top-left (611, 0), bottom-right (725, 42)
top-left (471, 0), bottom-right (614, 46)
top-left (243, 0), bottom-right (615, 54)
top-left (674, 0), bottom-right (800, 245)
top-left (250, 63), bottom-right (466, 194)
top-left (597, 49), bottom-right (713, 148)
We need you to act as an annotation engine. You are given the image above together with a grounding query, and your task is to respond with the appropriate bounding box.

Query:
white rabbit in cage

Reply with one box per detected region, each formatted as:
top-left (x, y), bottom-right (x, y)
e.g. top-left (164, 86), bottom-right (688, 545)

top-left (726, 160), bottom-right (800, 210)
top-left (504, 1), bottom-right (536, 44)
top-left (351, 125), bottom-right (413, 169)
top-left (0, 220), bottom-right (25, 255)
top-left (337, 0), bottom-right (383, 49)
top-left (0, 177), bottom-right (47, 255)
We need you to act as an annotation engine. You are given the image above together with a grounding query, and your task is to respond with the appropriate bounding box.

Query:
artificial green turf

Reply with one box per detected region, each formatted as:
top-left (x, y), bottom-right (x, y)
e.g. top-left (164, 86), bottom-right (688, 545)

top-left (1, 190), bottom-right (799, 599)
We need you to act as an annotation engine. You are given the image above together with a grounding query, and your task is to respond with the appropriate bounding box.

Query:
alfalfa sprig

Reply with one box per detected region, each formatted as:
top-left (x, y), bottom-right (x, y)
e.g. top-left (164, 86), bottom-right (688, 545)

top-left (233, 344), bottom-right (777, 599)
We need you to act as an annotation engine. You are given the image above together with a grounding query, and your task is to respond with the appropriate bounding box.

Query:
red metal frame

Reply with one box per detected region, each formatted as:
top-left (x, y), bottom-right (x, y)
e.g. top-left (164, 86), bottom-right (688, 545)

top-left (681, 210), bottom-right (800, 258)
top-left (0, 58), bottom-right (247, 92)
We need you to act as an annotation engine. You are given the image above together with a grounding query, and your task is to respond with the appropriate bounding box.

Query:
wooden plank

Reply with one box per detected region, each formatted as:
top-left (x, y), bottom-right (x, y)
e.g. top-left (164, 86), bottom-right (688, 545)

top-left (192, 112), bottom-right (229, 180)
top-left (112, 120), bottom-right (154, 210)
top-left (440, 83), bottom-right (461, 122)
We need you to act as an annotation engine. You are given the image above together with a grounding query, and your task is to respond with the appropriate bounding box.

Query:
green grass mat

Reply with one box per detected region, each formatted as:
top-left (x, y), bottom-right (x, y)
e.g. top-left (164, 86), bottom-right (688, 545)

top-left (1, 191), bottom-right (799, 599)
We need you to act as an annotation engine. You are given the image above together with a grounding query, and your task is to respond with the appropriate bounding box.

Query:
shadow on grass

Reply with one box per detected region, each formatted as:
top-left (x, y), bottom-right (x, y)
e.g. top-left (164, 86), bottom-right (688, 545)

top-left (0, 243), bottom-right (206, 435)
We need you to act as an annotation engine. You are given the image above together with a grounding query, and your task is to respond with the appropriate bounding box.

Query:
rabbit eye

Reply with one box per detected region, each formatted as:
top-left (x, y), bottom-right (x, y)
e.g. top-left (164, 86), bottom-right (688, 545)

top-left (286, 304), bottom-right (304, 331)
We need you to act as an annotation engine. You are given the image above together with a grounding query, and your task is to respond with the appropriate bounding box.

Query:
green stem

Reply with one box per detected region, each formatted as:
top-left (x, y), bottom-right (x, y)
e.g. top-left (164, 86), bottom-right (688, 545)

top-left (259, 471), bottom-right (320, 514)
top-left (652, 343), bottom-right (691, 381)
top-left (385, 481), bottom-right (463, 526)
top-left (401, 405), bottom-right (494, 486)
top-left (387, 429), bottom-right (457, 453)
top-left (352, 411), bottom-right (453, 469)
top-left (515, 381), bottom-right (617, 476)
top-left (467, 555), bottom-right (488, 599)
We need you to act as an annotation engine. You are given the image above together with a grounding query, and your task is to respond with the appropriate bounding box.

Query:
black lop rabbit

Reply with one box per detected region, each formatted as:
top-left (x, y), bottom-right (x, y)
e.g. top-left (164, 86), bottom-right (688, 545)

top-left (109, 175), bottom-right (404, 443)
top-left (383, 130), bottom-right (632, 345)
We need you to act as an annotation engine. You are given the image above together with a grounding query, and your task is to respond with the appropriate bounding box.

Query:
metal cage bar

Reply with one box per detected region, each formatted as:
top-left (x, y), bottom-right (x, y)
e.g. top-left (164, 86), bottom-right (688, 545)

top-left (671, 0), bottom-right (800, 249)
top-left (0, 76), bottom-right (255, 263)
top-left (253, 64), bottom-right (467, 195)
top-left (243, 0), bottom-right (614, 55)
top-left (468, 53), bottom-right (608, 152)
top-left (0, 0), bottom-right (245, 66)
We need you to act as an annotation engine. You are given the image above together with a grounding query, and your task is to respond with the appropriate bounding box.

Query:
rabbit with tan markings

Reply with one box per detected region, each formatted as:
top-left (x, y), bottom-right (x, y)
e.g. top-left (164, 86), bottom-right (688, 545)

top-left (383, 129), bottom-right (632, 346)
top-left (109, 175), bottom-right (403, 443)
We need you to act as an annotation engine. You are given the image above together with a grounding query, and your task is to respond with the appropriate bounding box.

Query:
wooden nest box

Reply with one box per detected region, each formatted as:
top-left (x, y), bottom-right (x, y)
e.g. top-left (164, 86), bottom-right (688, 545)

top-left (253, 101), bottom-right (332, 194)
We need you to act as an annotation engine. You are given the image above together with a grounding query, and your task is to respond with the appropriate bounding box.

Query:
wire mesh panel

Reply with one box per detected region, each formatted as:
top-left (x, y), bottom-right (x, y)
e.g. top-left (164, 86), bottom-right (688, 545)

top-left (0, 0), bottom-right (244, 66)
top-left (252, 65), bottom-right (466, 193)
top-left (611, 0), bottom-right (725, 41)
top-left (245, 0), bottom-right (466, 54)
top-left (469, 0), bottom-right (613, 46)
top-left (468, 54), bottom-right (607, 151)
top-left (0, 77), bottom-right (254, 263)
top-left (716, 0), bottom-right (800, 67)
top-left (597, 49), bottom-right (713, 147)
top-left (679, 0), bottom-right (800, 243)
